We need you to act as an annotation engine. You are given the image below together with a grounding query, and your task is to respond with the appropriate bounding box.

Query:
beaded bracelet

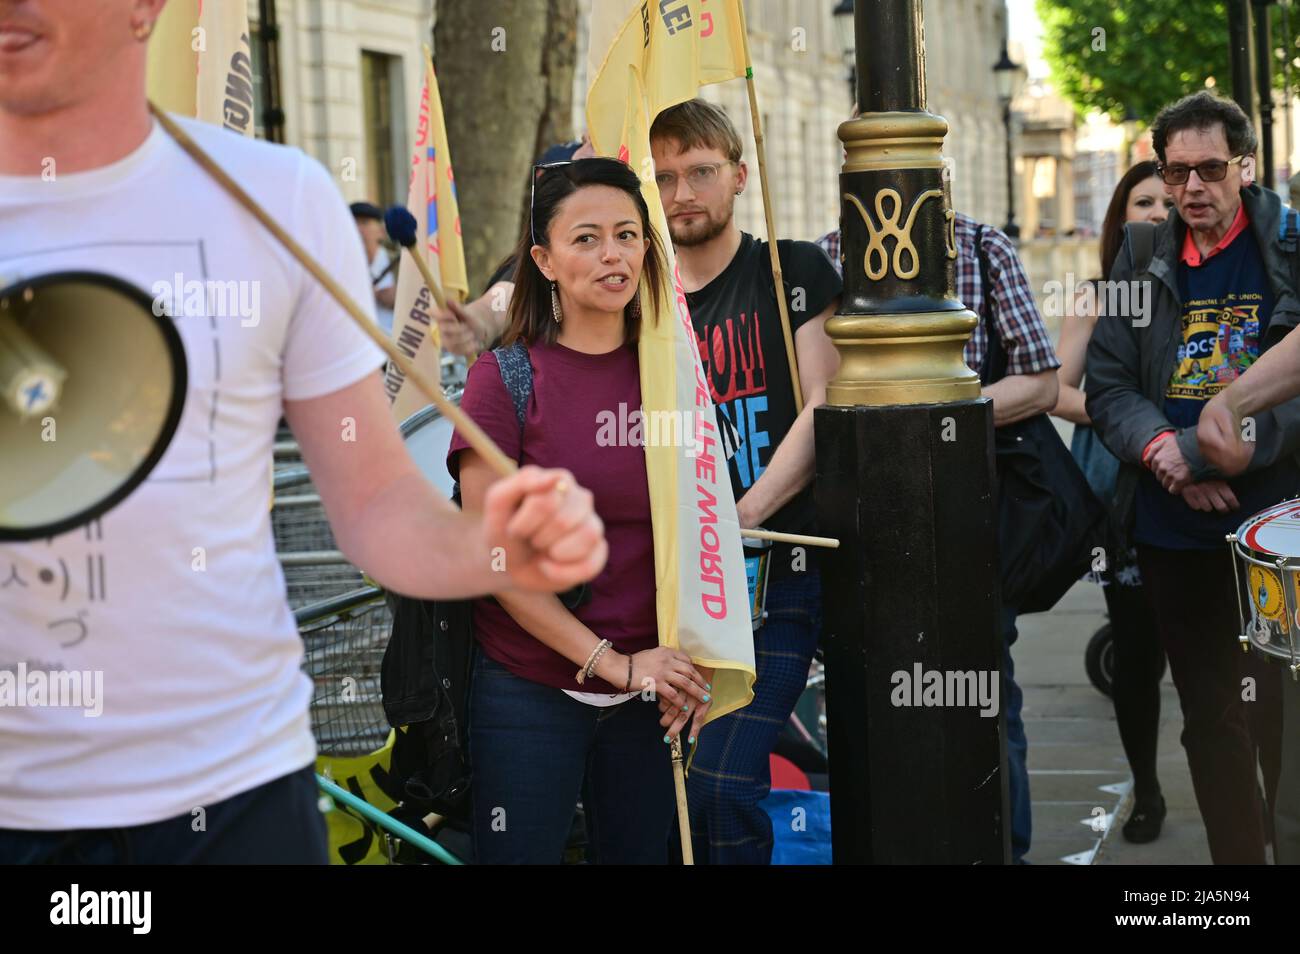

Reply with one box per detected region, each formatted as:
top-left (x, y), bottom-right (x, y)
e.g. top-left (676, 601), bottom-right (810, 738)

top-left (576, 639), bottom-right (612, 685)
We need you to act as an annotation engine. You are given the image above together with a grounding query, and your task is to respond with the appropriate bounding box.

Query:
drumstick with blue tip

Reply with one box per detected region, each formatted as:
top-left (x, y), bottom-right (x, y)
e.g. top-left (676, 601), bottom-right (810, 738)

top-left (386, 205), bottom-right (482, 363)
top-left (149, 104), bottom-right (515, 478)
top-left (383, 205), bottom-right (448, 311)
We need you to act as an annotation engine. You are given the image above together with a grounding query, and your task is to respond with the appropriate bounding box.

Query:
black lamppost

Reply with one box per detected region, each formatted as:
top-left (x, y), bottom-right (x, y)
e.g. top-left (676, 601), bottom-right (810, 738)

top-left (1228, 0), bottom-right (1258, 129)
top-left (833, 0), bottom-right (856, 106)
top-left (993, 46), bottom-right (1023, 239)
top-left (1253, 0), bottom-right (1275, 189)
top-left (816, 0), bottom-right (1007, 864)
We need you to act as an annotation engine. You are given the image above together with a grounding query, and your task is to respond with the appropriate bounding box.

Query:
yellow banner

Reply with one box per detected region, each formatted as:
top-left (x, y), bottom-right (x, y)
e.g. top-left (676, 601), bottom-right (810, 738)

top-left (586, 0), bottom-right (754, 724)
top-left (196, 0), bottom-right (254, 136)
top-left (145, 0), bottom-right (198, 117)
top-left (386, 51), bottom-right (470, 424)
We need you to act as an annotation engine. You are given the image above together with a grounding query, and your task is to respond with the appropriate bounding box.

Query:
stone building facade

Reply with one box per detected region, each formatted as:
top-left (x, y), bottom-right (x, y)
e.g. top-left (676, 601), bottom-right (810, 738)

top-left (242, 0), bottom-right (1011, 242)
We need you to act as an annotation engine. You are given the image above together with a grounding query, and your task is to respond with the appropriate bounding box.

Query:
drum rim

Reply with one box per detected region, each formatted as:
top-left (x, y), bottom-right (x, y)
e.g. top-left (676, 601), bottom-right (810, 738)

top-left (1232, 496), bottom-right (1300, 564)
top-left (397, 387), bottom-right (463, 438)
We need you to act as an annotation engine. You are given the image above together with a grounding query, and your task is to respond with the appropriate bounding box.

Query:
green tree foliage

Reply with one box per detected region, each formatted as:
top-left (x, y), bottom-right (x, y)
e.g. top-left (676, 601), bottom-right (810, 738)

top-left (1035, 0), bottom-right (1232, 124)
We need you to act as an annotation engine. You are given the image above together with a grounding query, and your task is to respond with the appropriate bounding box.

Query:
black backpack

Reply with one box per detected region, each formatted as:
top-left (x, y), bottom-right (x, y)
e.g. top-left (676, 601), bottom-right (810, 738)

top-left (379, 342), bottom-right (533, 820)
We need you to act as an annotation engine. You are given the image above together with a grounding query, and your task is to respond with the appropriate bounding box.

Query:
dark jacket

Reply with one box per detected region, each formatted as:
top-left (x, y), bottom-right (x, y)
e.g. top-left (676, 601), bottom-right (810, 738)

top-left (1085, 184), bottom-right (1300, 531)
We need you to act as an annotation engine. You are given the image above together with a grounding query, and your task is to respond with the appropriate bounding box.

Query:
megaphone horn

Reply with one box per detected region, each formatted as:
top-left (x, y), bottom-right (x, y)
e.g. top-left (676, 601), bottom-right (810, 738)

top-left (0, 272), bottom-right (187, 542)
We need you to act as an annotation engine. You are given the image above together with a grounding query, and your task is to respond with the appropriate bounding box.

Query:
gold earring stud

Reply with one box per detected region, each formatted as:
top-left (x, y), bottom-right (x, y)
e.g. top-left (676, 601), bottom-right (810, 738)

top-left (133, 20), bottom-right (155, 42)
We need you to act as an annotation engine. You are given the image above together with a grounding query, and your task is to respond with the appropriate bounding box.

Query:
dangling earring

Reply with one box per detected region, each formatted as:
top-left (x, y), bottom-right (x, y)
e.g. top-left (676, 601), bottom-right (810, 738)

top-left (629, 291), bottom-right (642, 324)
top-left (550, 281), bottom-right (563, 324)
top-left (133, 19), bottom-right (156, 42)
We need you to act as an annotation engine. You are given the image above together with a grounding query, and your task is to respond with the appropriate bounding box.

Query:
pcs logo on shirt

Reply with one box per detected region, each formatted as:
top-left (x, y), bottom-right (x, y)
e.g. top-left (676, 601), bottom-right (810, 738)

top-left (1170, 305), bottom-right (1260, 399)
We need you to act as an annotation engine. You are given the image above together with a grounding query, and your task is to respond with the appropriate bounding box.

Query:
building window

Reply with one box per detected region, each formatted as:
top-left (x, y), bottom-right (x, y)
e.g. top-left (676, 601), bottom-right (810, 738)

top-left (361, 50), bottom-right (407, 208)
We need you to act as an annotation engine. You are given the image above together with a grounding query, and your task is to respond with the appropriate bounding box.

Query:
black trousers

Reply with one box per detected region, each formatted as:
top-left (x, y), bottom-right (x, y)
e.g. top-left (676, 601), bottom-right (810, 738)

top-left (1137, 545), bottom-right (1282, 864)
top-left (0, 764), bottom-right (327, 864)
top-left (1102, 579), bottom-right (1165, 799)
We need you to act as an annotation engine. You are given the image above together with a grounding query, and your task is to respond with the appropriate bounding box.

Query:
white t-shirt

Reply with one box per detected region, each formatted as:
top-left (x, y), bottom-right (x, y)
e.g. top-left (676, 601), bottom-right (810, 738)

top-left (0, 116), bottom-right (385, 829)
top-left (369, 246), bottom-right (396, 336)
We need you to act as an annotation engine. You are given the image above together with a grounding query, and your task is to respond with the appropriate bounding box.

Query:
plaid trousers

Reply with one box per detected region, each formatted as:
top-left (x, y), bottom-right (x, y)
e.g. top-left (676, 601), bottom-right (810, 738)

top-left (684, 570), bottom-right (822, 864)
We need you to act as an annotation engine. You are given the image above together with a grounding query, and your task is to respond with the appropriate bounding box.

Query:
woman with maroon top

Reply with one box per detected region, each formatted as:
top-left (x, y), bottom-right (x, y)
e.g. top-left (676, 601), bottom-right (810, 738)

top-left (1052, 161), bottom-right (1172, 843)
top-left (448, 158), bottom-right (712, 864)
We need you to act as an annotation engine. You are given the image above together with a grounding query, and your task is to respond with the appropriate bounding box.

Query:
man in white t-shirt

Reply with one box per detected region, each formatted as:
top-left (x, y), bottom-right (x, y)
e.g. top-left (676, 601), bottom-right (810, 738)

top-left (350, 201), bottom-right (397, 336)
top-left (0, 0), bottom-right (608, 864)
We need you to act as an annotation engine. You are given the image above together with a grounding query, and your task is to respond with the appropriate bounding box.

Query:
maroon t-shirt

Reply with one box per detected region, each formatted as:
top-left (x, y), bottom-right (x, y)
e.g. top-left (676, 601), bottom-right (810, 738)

top-left (447, 340), bottom-right (658, 692)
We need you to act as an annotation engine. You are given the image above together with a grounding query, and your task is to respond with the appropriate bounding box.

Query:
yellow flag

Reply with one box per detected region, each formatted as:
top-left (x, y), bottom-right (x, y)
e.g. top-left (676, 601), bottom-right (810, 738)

top-left (196, 0), bottom-right (255, 136)
top-left (586, 0), bottom-right (754, 725)
top-left (145, 0), bottom-right (198, 116)
top-left (385, 50), bottom-right (470, 424)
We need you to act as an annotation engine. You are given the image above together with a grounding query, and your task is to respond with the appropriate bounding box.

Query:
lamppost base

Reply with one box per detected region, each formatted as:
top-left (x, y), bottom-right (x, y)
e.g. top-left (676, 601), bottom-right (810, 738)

top-left (815, 398), bottom-right (1010, 865)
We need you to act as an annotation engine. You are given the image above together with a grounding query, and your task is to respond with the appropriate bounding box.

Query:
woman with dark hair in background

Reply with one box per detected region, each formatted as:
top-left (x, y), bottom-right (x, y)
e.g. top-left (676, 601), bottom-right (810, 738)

top-left (448, 157), bottom-right (712, 863)
top-left (1052, 160), bottom-right (1172, 843)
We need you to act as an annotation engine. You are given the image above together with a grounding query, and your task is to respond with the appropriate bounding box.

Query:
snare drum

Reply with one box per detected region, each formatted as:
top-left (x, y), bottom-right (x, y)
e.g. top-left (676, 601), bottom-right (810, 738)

top-left (1228, 497), bottom-right (1300, 675)
top-left (744, 531), bottom-right (773, 631)
top-left (398, 388), bottom-right (463, 499)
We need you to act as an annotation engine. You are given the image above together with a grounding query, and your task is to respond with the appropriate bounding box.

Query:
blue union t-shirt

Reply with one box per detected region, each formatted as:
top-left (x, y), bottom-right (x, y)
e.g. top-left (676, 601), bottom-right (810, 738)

top-left (1136, 221), bottom-right (1299, 548)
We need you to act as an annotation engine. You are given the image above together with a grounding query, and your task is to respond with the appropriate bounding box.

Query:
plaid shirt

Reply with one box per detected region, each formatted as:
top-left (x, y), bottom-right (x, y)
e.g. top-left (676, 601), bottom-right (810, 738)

top-left (816, 211), bottom-right (1059, 377)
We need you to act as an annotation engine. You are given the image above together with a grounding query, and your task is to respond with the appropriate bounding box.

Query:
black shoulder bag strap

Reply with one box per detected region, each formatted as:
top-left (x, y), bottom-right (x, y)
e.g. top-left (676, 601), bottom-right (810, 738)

top-left (975, 225), bottom-right (1008, 386)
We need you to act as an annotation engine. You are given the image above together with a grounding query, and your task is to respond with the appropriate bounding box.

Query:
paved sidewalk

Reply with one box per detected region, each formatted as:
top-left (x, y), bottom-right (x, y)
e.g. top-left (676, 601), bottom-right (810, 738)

top-left (1015, 581), bottom-right (1213, 864)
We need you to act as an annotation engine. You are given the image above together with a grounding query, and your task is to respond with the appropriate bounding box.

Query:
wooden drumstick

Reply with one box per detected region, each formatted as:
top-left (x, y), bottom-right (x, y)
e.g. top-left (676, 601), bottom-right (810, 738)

top-left (149, 104), bottom-right (516, 478)
top-left (740, 528), bottom-right (839, 549)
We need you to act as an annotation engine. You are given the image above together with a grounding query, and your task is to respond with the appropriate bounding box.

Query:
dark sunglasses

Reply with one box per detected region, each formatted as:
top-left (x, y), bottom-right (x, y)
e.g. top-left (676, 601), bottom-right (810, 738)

top-left (530, 160), bottom-right (573, 245)
top-left (1157, 155), bottom-right (1245, 186)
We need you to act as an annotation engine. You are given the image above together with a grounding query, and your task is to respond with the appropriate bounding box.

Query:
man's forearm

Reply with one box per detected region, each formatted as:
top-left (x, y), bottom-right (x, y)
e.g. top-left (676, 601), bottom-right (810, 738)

top-left (736, 389), bottom-right (821, 526)
top-left (1052, 383), bottom-right (1090, 425)
top-left (1230, 328), bottom-right (1300, 417)
top-left (334, 472), bottom-right (504, 599)
top-left (984, 371), bottom-right (1059, 428)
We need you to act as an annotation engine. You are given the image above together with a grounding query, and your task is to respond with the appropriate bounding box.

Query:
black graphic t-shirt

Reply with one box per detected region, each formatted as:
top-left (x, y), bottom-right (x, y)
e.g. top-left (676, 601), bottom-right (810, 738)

top-left (685, 233), bottom-right (841, 571)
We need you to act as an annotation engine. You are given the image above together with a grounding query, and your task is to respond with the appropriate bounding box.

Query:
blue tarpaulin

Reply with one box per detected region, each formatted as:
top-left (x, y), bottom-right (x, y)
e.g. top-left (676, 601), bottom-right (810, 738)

top-left (761, 789), bottom-right (832, 865)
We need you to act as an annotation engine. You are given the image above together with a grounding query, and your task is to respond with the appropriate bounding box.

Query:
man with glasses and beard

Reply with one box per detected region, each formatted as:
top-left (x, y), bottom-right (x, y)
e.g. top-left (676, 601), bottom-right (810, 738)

top-left (1087, 90), bottom-right (1294, 864)
top-left (648, 99), bottom-right (841, 865)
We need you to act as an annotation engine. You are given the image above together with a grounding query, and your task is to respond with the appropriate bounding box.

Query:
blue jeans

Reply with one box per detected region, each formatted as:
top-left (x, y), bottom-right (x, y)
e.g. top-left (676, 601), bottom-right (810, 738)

top-left (468, 651), bottom-right (675, 864)
top-left (0, 765), bottom-right (326, 864)
top-left (685, 570), bottom-right (822, 864)
top-left (1003, 607), bottom-right (1031, 862)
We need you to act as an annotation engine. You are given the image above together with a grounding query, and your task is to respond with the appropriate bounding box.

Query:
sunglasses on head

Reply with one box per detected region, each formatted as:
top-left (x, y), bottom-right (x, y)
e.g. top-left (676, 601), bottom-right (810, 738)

top-left (1157, 155), bottom-right (1245, 186)
top-left (530, 160), bottom-right (573, 245)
